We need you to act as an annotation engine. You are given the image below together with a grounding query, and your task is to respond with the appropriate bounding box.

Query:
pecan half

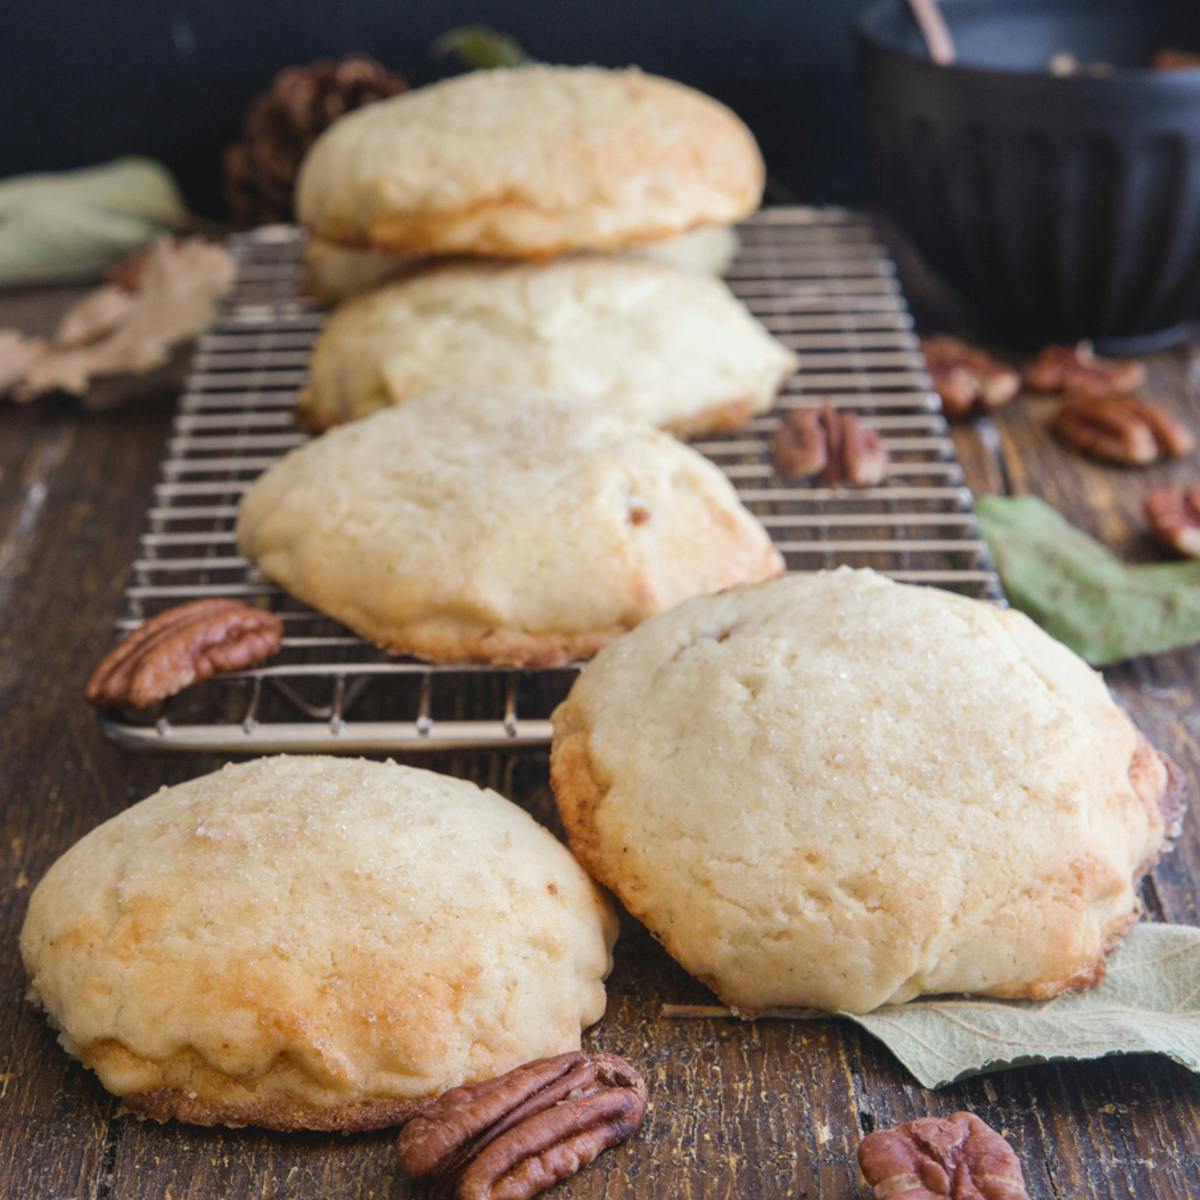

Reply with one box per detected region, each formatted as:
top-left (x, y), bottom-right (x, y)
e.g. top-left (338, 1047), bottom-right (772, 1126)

top-left (85, 598), bottom-right (283, 709)
top-left (396, 1051), bottom-right (647, 1200)
top-left (1152, 48), bottom-right (1200, 71)
top-left (771, 408), bottom-right (827, 477)
top-left (771, 405), bottom-right (889, 487)
top-left (1024, 341), bottom-right (1146, 399)
top-left (1052, 395), bottom-right (1195, 465)
top-left (1146, 487), bottom-right (1200, 558)
top-left (858, 1112), bottom-right (1029, 1199)
top-left (920, 335), bottom-right (1020, 419)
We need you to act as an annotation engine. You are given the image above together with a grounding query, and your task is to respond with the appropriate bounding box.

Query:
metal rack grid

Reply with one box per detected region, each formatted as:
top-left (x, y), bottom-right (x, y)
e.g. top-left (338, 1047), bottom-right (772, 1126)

top-left (101, 208), bottom-right (1002, 752)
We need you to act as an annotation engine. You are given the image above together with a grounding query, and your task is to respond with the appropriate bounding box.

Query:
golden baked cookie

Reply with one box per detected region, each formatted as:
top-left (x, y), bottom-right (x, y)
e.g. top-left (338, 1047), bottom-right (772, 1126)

top-left (301, 225), bottom-right (741, 306)
top-left (20, 757), bottom-right (617, 1130)
top-left (302, 237), bottom-right (419, 305)
top-left (636, 225), bottom-right (740, 275)
top-left (295, 65), bottom-right (763, 258)
top-left (551, 568), bottom-right (1182, 1014)
top-left (296, 255), bottom-right (795, 433)
top-left (237, 390), bottom-right (783, 666)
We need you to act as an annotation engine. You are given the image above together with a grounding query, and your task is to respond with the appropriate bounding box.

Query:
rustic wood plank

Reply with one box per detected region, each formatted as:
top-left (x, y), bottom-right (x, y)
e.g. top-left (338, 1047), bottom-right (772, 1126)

top-left (0, 396), bottom-right (171, 1200)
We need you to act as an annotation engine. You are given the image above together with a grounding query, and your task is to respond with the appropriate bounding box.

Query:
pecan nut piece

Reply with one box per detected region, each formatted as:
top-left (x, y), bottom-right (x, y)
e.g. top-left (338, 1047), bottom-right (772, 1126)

top-left (85, 598), bottom-right (283, 709)
top-left (920, 335), bottom-right (1020, 419)
top-left (771, 407), bottom-right (828, 478)
top-left (771, 405), bottom-right (889, 487)
top-left (396, 1051), bottom-right (647, 1200)
top-left (1152, 48), bottom-right (1200, 71)
top-left (1052, 395), bottom-right (1195, 465)
top-left (1146, 487), bottom-right (1200, 558)
top-left (858, 1112), bottom-right (1030, 1199)
top-left (1122, 397), bottom-right (1198, 459)
top-left (1024, 341), bottom-right (1146, 399)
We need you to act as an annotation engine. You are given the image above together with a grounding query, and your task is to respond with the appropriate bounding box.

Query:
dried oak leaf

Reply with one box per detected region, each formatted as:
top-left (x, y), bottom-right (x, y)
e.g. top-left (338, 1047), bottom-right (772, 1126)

top-left (858, 1111), bottom-right (1029, 1199)
top-left (2, 237), bottom-right (235, 407)
top-left (54, 284), bottom-right (137, 349)
top-left (0, 330), bottom-right (48, 393)
top-left (85, 598), bottom-right (283, 709)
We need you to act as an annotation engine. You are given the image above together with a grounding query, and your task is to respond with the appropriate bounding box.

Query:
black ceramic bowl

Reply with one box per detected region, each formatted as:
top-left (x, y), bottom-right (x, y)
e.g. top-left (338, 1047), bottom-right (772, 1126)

top-left (858, 0), bottom-right (1200, 347)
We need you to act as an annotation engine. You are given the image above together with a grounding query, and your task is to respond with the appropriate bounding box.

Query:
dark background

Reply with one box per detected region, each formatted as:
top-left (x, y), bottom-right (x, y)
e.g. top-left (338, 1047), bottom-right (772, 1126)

top-left (2, 1), bottom-right (878, 218)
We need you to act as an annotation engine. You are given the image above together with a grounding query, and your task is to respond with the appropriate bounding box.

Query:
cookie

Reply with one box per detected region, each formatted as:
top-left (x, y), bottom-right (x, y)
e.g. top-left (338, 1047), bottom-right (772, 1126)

top-left (301, 224), bottom-right (741, 306)
top-left (297, 255), bottom-right (795, 433)
top-left (551, 568), bottom-right (1182, 1013)
top-left (21, 757), bottom-right (617, 1129)
top-left (237, 390), bottom-right (783, 665)
top-left (296, 65), bottom-right (763, 258)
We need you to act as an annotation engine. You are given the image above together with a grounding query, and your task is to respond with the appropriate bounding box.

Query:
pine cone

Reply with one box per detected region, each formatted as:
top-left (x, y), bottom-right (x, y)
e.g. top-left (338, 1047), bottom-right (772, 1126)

top-left (224, 55), bottom-right (406, 227)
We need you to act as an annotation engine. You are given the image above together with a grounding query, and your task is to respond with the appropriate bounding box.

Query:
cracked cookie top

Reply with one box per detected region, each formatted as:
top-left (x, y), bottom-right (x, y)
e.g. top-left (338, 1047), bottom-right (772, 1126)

top-left (21, 756), bottom-right (617, 1129)
top-left (551, 568), bottom-right (1180, 1013)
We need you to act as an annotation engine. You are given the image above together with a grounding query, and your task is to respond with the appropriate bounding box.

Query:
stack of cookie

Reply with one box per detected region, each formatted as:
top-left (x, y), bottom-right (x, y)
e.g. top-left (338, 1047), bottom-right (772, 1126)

top-left (234, 65), bottom-right (799, 666)
top-left (295, 64), bottom-right (765, 302)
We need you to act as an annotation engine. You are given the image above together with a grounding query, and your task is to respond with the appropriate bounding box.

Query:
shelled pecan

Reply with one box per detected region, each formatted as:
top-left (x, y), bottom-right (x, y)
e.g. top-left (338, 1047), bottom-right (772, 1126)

top-left (858, 1112), bottom-right (1029, 1199)
top-left (920, 335), bottom-right (1020, 419)
top-left (1152, 49), bottom-right (1200, 71)
top-left (1024, 341), bottom-right (1146, 399)
top-left (771, 407), bottom-right (828, 477)
top-left (85, 598), bottom-right (283, 709)
top-left (1146, 488), bottom-right (1200, 558)
top-left (396, 1051), bottom-right (646, 1200)
top-left (771, 405), bottom-right (889, 487)
top-left (1052, 395), bottom-right (1195, 465)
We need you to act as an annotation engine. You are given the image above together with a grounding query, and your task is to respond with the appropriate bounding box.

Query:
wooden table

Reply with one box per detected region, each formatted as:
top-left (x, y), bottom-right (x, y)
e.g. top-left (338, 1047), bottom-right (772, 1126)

top-left (3, 261), bottom-right (1199, 1200)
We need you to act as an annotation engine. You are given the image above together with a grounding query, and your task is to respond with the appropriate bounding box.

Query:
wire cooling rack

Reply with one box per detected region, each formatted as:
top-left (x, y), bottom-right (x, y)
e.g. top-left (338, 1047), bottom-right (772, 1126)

top-left (101, 208), bottom-right (1001, 752)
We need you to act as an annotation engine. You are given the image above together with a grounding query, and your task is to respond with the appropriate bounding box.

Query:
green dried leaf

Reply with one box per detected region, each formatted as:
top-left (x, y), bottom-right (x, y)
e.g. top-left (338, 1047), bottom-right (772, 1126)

top-left (845, 924), bottom-right (1200, 1088)
top-left (0, 158), bottom-right (188, 288)
top-left (432, 25), bottom-right (531, 70)
top-left (975, 494), bottom-right (1200, 665)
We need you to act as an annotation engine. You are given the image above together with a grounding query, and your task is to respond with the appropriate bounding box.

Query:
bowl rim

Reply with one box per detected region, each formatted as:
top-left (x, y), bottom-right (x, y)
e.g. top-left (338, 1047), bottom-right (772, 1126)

top-left (855, 0), bottom-right (1200, 87)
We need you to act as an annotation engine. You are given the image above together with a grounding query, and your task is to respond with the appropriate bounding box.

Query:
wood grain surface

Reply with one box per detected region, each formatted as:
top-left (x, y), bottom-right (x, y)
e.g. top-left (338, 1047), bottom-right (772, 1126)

top-left (2, 267), bottom-right (1200, 1200)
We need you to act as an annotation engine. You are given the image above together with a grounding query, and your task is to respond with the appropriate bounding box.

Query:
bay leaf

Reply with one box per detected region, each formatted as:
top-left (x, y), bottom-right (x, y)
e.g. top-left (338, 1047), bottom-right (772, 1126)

top-left (0, 158), bottom-right (188, 288)
top-left (975, 494), bottom-right (1200, 665)
top-left (845, 923), bottom-right (1200, 1088)
top-left (663, 925), bottom-right (1200, 1088)
top-left (432, 26), bottom-right (531, 70)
